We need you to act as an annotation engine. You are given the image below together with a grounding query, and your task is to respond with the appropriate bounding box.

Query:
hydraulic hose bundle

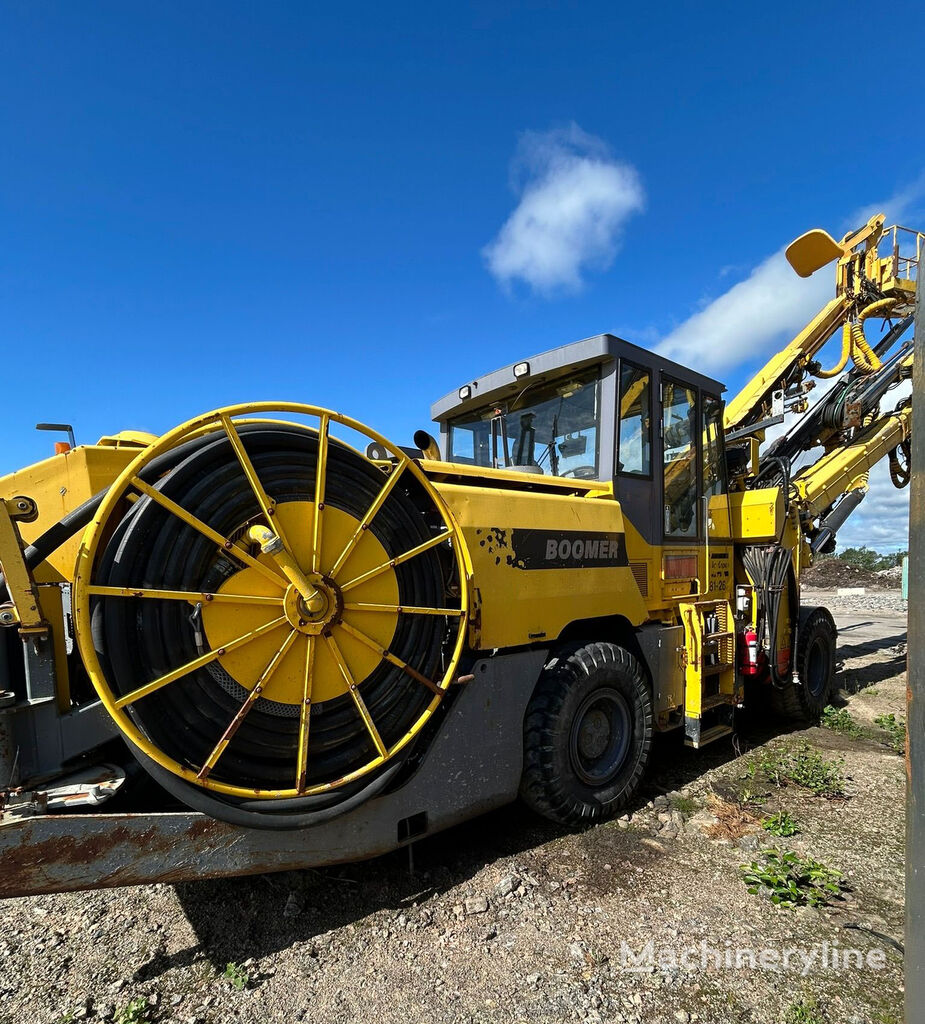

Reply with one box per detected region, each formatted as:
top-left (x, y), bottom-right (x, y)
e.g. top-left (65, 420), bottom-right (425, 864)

top-left (741, 544), bottom-right (798, 688)
top-left (889, 438), bottom-right (912, 488)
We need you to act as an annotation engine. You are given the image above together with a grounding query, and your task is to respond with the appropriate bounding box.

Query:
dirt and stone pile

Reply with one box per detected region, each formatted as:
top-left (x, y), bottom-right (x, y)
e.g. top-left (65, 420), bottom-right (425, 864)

top-left (802, 558), bottom-right (901, 590)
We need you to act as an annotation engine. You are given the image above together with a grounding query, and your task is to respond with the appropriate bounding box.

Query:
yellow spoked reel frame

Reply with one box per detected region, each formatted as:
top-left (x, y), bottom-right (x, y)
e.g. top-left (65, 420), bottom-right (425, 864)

top-left (73, 403), bottom-right (470, 800)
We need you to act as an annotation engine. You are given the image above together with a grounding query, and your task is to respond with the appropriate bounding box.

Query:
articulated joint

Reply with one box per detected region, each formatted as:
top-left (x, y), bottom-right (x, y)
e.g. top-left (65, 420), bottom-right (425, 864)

top-left (246, 525), bottom-right (325, 614)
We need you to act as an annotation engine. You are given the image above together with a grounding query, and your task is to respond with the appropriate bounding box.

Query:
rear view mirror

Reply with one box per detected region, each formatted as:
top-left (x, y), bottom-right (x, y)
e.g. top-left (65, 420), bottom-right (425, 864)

top-left (558, 433), bottom-right (587, 457)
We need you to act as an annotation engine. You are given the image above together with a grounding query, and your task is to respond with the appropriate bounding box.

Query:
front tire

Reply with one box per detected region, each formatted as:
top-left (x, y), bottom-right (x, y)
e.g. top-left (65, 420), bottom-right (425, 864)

top-left (520, 642), bottom-right (653, 826)
top-left (768, 606), bottom-right (837, 720)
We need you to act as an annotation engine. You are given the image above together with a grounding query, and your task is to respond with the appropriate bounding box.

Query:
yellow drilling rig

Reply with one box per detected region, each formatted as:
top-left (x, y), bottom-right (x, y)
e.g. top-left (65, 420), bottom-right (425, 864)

top-left (0, 213), bottom-right (918, 896)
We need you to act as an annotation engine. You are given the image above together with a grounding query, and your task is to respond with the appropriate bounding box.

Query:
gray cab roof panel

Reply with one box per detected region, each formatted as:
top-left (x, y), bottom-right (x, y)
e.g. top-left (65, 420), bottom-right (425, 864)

top-left (431, 333), bottom-right (727, 423)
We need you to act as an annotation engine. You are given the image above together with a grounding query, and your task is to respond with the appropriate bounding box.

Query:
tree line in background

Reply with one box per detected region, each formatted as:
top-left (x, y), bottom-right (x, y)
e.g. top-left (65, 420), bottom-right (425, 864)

top-left (823, 546), bottom-right (908, 571)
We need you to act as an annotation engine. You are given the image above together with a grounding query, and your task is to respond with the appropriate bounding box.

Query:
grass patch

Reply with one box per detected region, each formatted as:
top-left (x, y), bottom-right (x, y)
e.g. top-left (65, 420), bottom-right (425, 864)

top-left (742, 848), bottom-right (845, 908)
top-left (785, 995), bottom-right (825, 1024)
top-left (222, 961), bottom-right (251, 991)
top-left (671, 794), bottom-right (698, 816)
top-left (746, 742), bottom-right (846, 797)
top-left (874, 713), bottom-right (906, 754)
top-left (115, 999), bottom-right (152, 1024)
top-left (761, 810), bottom-right (800, 837)
top-left (821, 705), bottom-right (862, 738)
top-left (861, 687), bottom-right (880, 697)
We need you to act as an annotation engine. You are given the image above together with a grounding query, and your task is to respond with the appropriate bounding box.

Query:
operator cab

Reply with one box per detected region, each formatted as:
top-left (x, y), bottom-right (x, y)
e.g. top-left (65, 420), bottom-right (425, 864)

top-left (431, 334), bottom-right (727, 545)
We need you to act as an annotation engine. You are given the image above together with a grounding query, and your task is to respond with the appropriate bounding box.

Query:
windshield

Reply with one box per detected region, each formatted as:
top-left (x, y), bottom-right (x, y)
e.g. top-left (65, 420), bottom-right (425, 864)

top-left (447, 365), bottom-right (602, 478)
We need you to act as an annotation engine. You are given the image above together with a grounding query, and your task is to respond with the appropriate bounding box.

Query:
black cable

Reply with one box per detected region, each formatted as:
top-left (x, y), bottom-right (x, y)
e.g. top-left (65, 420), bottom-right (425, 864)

top-left (889, 439), bottom-right (912, 488)
top-left (130, 741), bottom-right (411, 830)
top-left (742, 544), bottom-right (797, 688)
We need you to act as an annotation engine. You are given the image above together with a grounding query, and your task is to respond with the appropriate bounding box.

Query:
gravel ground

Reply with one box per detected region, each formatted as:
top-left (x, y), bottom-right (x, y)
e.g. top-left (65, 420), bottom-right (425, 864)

top-left (803, 587), bottom-right (907, 617)
top-left (1, 591), bottom-right (908, 1024)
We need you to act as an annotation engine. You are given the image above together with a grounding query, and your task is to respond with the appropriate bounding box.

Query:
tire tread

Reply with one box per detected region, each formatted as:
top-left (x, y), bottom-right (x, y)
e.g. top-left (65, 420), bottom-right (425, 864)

top-left (521, 641), bottom-right (653, 826)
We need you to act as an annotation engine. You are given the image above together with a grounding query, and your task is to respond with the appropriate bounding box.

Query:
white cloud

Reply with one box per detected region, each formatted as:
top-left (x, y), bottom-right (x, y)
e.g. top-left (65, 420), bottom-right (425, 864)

top-left (657, 173), bottom-right (925, 377)
top-left (656, 247), bottom-right (832, 375)
top-left (835, 459), bottom-right (910, 553)
top-left (848, 170), bottom-right (925, 228)
top-left (483, 124), bottom-right (644, 294)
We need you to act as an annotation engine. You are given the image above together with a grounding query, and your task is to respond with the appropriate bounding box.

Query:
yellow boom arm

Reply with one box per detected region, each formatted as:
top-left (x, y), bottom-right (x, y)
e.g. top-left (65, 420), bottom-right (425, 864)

top-left (724, 214), bottom-right (921, 435)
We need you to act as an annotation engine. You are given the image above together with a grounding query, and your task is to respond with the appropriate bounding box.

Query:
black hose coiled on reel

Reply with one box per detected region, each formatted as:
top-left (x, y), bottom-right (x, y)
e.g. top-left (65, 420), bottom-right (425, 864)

top-left (85, 424), bottom-right (452, 829)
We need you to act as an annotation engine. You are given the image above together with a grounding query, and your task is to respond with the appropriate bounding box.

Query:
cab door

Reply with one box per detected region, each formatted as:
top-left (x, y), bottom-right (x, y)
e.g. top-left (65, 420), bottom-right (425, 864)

top-left (659, 381), bottom-right (731, 598)
top-left (661, 379), bottom-right (700, 541)
top-left (702, 391), bottom-right (733, 596)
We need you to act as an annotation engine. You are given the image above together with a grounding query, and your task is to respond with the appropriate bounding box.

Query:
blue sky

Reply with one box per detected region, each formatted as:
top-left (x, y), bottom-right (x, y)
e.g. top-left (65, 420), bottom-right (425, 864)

top-left (2, 3), bottom-right (922, 549)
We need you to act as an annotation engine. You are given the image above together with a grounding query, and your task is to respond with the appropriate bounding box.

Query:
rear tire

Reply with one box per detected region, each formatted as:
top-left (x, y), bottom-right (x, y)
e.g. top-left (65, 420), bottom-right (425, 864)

top-left (768, 606), bottom-right (837, 721)
top-left (520, 642), bottom-right (653, 826)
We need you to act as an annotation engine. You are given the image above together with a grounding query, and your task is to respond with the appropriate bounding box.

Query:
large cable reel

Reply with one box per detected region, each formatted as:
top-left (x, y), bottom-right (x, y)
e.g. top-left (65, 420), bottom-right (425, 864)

top-left (72, 404), bottom-right (469, 827)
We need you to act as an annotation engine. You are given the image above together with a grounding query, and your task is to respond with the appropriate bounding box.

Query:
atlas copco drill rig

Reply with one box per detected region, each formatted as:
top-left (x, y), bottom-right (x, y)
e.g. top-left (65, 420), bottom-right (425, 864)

top-left (0, 214), bottom-right (917, 896)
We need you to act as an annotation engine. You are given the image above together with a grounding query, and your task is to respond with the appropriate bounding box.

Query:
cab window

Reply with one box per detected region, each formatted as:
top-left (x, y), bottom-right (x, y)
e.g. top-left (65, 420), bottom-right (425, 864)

top-left (447, 365), bottom-right (602, 478)
top-left (702, 393), bottom-right (726, 498)
top-left (617, 362), bottom-right (651, 476)
top-left (662, 380), bottom-right (699, 538)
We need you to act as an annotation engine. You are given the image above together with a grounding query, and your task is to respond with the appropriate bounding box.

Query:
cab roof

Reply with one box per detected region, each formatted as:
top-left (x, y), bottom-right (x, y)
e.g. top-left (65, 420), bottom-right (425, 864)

top-left (431, 333), bottom-right (727, 424)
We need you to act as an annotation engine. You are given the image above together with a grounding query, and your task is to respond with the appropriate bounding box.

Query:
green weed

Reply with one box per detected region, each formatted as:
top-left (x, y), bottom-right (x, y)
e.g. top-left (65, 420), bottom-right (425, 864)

top-left (785, 995), bottom-right (825, 1024)
top-left (874, 713), bottom-right (906, 754)
top-left (747, 743), bottom-right (846, 797)
top-left (222, 961), bottom-right (250, 991)
top-left (762, 811), bottom-right (800, 837)
top-left (821, 705), bottom-right (861, 738)
top-left (115, 999), bottom-right (151, 1024)
top-left (741, 848), bottom-right (845, 908)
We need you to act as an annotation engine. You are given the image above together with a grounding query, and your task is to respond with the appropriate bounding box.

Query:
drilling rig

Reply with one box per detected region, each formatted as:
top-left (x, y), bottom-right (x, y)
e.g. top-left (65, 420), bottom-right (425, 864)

top-left (0, 214), bottom-right (917, 896)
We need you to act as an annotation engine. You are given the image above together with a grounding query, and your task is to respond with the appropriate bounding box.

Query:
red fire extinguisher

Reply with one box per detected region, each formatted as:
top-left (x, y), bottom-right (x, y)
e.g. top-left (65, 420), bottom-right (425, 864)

top-left (741, 628), bottom-right (760, 676)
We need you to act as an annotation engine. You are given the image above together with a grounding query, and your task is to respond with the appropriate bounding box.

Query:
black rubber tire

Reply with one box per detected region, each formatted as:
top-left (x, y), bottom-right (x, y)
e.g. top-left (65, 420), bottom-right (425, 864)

top-left (520, 642), bottom-right (653, 826)
top-left (768, 606), bottom-right (837, 721)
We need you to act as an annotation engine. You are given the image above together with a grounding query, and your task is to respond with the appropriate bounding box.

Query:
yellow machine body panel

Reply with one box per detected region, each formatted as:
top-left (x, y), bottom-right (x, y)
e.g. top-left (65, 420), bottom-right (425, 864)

top-left (419, 458), bottom-right (605, 495)
top-left (432, 480), bottom-right (648, 650)
top-left (728, 488), bottom-right (784, 543)
top-left (622, 521), bottom-right (734, 615)
top-left (0, 441), bottom-right (149, 581)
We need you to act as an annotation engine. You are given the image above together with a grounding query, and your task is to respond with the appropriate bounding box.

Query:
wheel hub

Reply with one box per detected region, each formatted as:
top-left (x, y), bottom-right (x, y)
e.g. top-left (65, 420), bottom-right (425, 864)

top-left (577, 708), bottom-right (612, 760)
top-left (569, 688), bottom-right (632, 787)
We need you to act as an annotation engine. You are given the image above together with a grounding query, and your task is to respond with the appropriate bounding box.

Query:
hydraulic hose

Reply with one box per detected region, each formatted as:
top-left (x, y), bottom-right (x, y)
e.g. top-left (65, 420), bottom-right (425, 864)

top-left (889, 438), bottom-right (912, 488)
top-left (742, 544), bottom-right (798, 688)
top-left (815, 299), bottom-right (895, 379)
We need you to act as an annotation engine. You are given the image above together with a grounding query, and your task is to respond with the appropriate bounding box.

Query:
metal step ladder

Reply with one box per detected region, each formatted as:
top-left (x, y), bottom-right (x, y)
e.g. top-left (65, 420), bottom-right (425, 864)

top-left (679, 598), bottom-right (740, 748)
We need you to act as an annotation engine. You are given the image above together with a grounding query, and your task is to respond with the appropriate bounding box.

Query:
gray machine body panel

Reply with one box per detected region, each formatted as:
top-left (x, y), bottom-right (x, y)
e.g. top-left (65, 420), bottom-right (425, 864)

top-left (0, 648), bottom-right (548, 899)
top-left (0, 628), bottom-right (118, 787)
top-left (636, 623), bottom-right (685, 716)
